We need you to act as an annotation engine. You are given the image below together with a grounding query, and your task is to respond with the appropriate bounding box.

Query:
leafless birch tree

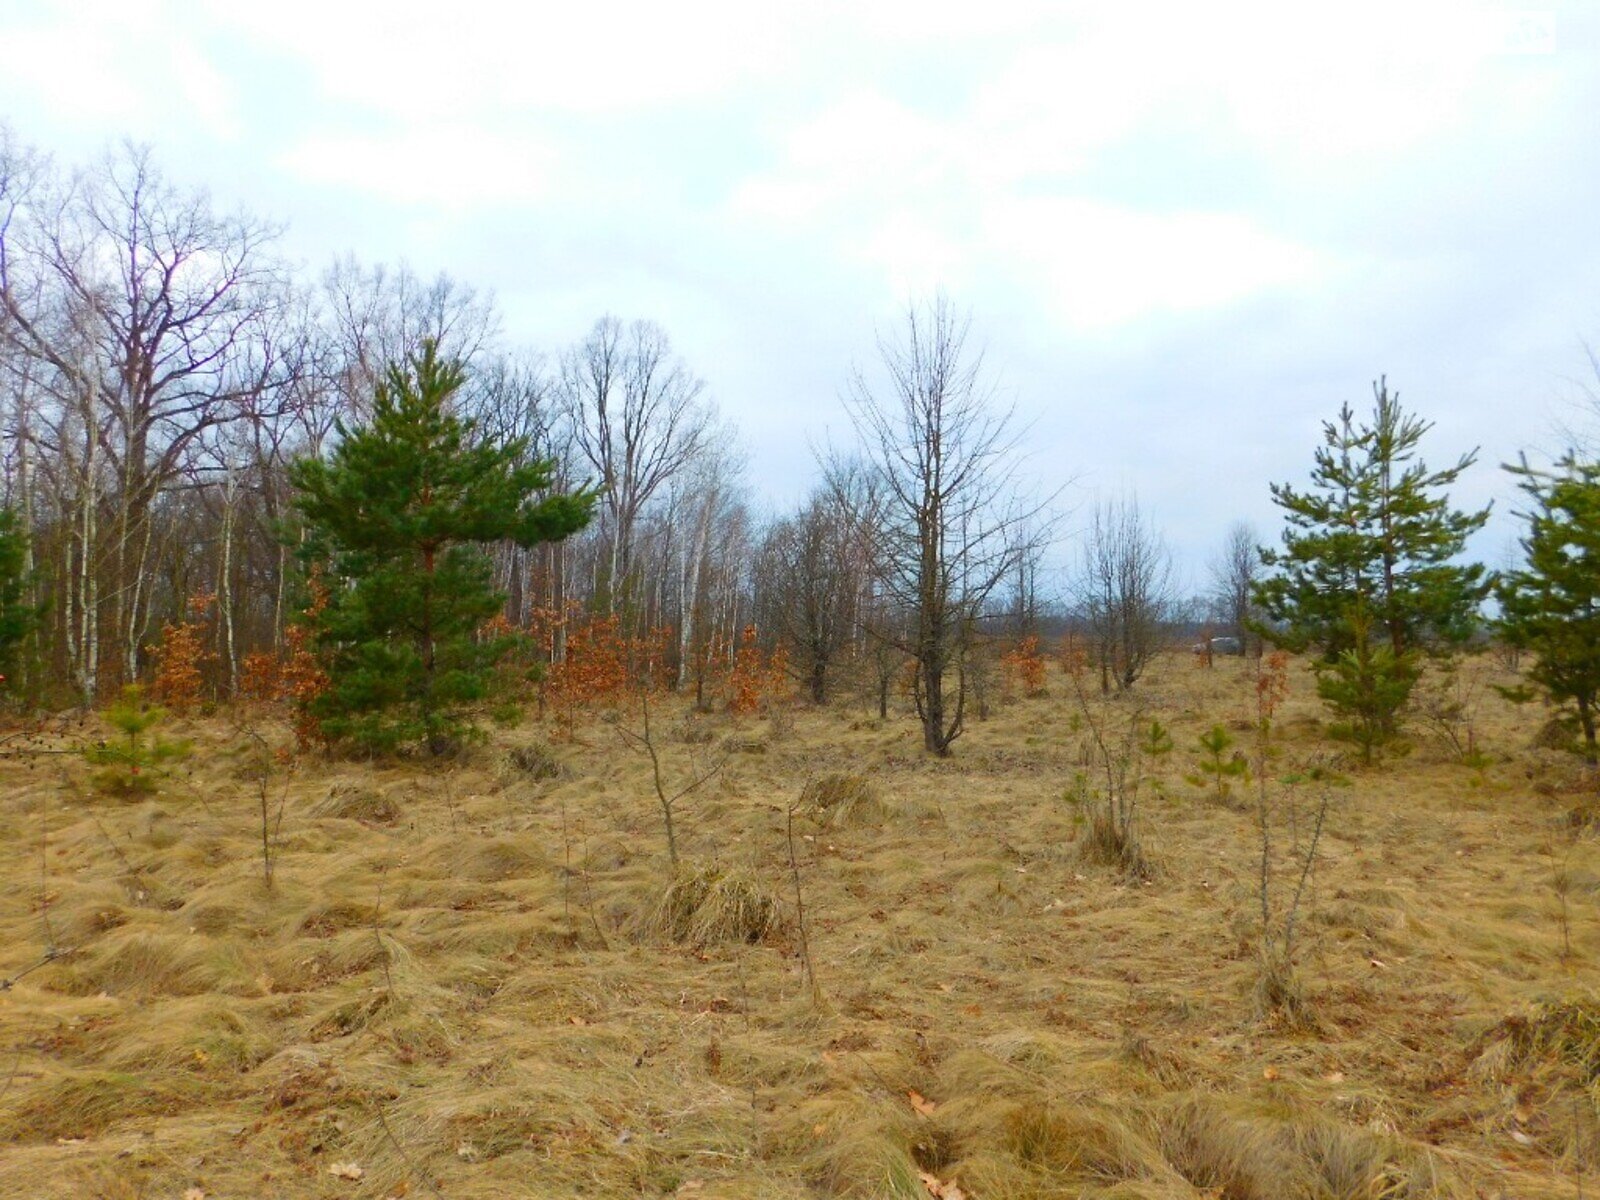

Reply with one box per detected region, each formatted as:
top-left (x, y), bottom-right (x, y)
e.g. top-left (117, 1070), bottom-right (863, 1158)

top-left (560, 317), bottom-right (713, 619)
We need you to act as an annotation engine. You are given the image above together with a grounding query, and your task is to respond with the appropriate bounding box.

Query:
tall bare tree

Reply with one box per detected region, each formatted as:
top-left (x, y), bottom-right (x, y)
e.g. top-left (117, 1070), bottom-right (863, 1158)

top-left (0, 141), bottom-right (289, 694)
top-left (756, 486), bottom-right (864, 704)
top-left (560, 317), bottom-right (713, 619)
top-left (1074, 495), bottom-right (1174, 692)
top-left (841, 297), bottom-right (1036, 755)
top-left (1208, 520), bottom-right (1262, 656)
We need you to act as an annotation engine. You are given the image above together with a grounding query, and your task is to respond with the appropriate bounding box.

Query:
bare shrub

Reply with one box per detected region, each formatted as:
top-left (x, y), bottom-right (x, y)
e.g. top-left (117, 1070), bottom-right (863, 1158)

top-left (1068, 669), bottom-right (1168, 880)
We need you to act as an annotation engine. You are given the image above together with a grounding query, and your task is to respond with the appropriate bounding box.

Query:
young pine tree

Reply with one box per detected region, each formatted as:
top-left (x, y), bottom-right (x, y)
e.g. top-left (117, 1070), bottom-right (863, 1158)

top-left (1254, 379), bottom-right (1490, 759)
top-left (290, 342), bottom-right (593, 755)
top-left (0, 508), bottom-right (39, 697)
top-left (85, 685), bottom-right (191, 795)
top-left (1497, 454), bottom-right (1600, 762)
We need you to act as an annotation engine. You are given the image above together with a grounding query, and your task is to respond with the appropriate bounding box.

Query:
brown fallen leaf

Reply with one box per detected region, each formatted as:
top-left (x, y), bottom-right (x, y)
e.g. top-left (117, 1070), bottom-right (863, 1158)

top-left (569, 1014), bottom-right (587, 1026)
top-left (329, 1161), bottom-right (364, 1181)
top-left (1262, 1065), bottom-right (1280, 1081)
top-left (918, 1170), bottom-right (967, 1199)
top-left (183, 1189), bottom-right (206, 1200)
top-left (908, 1089), bottom-right (937, 1117)
top-left (1325, 1070), bottom-right (1345, 1083)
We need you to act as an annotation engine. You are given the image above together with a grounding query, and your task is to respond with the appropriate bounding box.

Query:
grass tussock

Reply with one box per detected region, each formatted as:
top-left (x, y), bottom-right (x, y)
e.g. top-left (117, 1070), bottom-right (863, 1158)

top-left (423, 833), bottom-right (545, 882)
top-left (1470, 991), bottom-right (1600, 1083)
top-left (1253, 948), bottom-right (1316, 1029)
top-left (0, 651), bottom-right (1592, 1197)
top-left (772, 1093), bottom-right (925, 1198)
top-left (798, 773), bottom-right (892, 826)
top-left (502, 741), bottom-right (566, 781)
top-left (1002, 1101), bottom-right (1162, 1180)
top-left (1080, 808), bottom-right (1152, 879)
top-left (649, 861), bottom-right (786, 945)
top-left (310, 783), bottom-right (402, 825)
top-left (50, 931), bottom-right (223, 999)
top-left (1, 1069), bottom-right (204, 1142)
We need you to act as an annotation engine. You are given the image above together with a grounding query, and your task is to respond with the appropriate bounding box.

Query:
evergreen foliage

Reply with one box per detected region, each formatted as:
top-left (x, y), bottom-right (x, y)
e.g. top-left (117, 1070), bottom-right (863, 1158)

top-left (0, 507), bottom-right (35, 693)
top-left (1497, 453), bottom-right (1600, 761)
top-left (1188, 723), bottom-right (1249, 802)
top-left (289, 341), bottom-right (593, 755)
top-left (1254, 380), bottom-right (1490, 759)
top-left (85, 685), bottom-right (190, 794)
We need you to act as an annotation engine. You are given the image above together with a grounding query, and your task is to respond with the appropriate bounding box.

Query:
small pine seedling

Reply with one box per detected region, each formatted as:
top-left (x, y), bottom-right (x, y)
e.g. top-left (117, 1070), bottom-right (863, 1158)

top-left (85, 685), bottom-right (191, 795)
top-left (1187, 723), bottom-right (1249, 802)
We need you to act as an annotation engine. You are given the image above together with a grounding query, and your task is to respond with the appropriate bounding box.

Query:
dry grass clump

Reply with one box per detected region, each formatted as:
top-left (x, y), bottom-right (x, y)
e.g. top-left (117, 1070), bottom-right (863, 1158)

top-left (310, 783), bottom-right (402, 825)
top-left (1001, 1100), bottom-right (1163, 1182)
top-left (421, 833), bottom-right (545, 882)
top-left (1151, 1096), bottom-right (1475, 1200)
top-left (770, 1092), bottom-right (925, 1198)
top-left (48, 931), bottom-right (228, 999)
top-left (0, 1068), bottom-right (206, 1142)
top-left (798, 773), bottom-right (892, 826)
top-left (1470, 991), bottom-right (1600, 1083)
top-left (502, 740), bottom-right (566, 781)
top-left (1152, 1096), bottom-right (1305, 1199)
top-left (0, 652), bottom-right (1596, 1196)
top-left (103, 996), bottom-right (278, 1075)
top-left (1079, 806), bottom-right (1152, 879)
top-left (648, 861), bottom-right (785, 945)
top-left (1564, 788), bottom-right (1600, 833)
top-left (298, 898), bottom-right (378, 937)
top-left (1253, 947), bottom-right (1315, 1028)
top-left (1284, 1119), bottom-right (1476, 1200)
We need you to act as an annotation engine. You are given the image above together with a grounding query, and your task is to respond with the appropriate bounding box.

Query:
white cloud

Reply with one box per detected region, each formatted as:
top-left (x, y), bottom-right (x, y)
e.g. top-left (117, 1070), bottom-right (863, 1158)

top-left (979, 197), bottom-right (1325, 329)
top-left (0, 0), bottom-right (239, 139)
top-left (213, 0), bottom-right (802, 117)
top-left (279, 125), bottom-right (559, 207)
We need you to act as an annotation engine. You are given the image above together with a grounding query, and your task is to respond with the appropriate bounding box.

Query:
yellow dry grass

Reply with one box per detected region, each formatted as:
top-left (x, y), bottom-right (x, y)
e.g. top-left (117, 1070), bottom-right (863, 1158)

top-left (0, 651), bottom-right (1597, 1197)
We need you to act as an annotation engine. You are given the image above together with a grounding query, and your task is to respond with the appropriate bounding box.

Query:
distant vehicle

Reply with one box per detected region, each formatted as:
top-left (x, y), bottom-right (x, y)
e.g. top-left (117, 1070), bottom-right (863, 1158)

top-left (1209, 636), bottom-right (1243, 656)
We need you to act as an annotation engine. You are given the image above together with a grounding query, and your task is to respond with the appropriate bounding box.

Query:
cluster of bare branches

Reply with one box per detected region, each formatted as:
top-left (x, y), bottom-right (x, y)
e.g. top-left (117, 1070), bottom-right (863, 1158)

top-left (1, 133), bottom-right (1253, 740)
top-left (832, 296), bottom-right (1052, 753)
top-left (1072, 495), bottom-right (1175, 693)
top-left (0, 133), bottom-right (753, 708)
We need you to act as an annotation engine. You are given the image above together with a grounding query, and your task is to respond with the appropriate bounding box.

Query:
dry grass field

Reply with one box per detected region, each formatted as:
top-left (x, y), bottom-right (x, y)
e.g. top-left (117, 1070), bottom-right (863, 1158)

top-left (3, 652), bottom-right (1599, 1199)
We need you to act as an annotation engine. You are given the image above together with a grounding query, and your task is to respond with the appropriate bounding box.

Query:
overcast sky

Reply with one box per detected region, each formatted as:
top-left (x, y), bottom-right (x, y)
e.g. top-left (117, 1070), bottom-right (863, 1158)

top-left (0, 1), bottom-right (1592, 587)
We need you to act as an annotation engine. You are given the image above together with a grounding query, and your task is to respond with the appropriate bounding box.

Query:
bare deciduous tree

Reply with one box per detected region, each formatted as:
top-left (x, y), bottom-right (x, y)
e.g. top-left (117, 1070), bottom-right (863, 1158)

top-left (755, 487), bottom-right (863, 704)
top-left (2, 141), bottom-right (290, 695)
top-left (560, 317), bottom-right (713, 618)
top-left (840, 297), bottom-right (1038, 755)
top-left (1209, 520), bottom-right (1262, 656)
top-left (1074, 495), bottom-right (1174, 693)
